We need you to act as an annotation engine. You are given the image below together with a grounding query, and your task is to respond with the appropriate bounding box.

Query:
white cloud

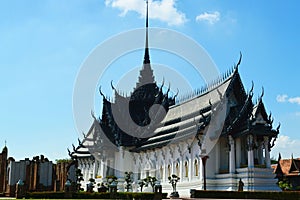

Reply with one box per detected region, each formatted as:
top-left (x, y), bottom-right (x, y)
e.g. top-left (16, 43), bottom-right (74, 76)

top-left (196, 11), bottom-right (220, 25)
top-left (276, 94), bottom-right (300, 105)
top-left (271, 135), bottom-right (300, 159)
top-left (105, 0), bottom-right (187, 26)
top-left (288, 97), bottom-right (300, 105)
top-left (276, 94), bottom-right (288, 103)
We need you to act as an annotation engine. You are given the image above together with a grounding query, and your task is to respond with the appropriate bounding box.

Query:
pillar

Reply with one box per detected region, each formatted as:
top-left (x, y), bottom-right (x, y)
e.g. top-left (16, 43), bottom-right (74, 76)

top-left (235, 138), bottom-right (241, 168)
top-left (93, 160), bottom-right (98, 178)
top-left (264, 136), bottom-right (271, 168)
top-left (247, 135), bottom-right (254, 168)
top-left (162, 162), bottom-right (166, 182)
top-left (257, 141), bottom-right (264, 165)
top-left (229, 135), bottom-right (236, 173)
top-left (179, 158), bottom-right (183, 182)
top-left (215, 141), bottom-right (220, 173)
top-left (199, 157), bottom-right (203, 181)
top-left (188, 156), bottom-right (192, 181)
top-left (100, 159), bottom-right (105, 179)
top-left (172, 161), bottom-right (175, 175)
top-left (200, 156), bottom-right (209, 190)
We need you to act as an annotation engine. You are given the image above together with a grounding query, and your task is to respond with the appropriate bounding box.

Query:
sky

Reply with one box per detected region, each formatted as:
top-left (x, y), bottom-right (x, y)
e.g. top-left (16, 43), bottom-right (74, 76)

top-left (0, 0), bottom-right (300, 162)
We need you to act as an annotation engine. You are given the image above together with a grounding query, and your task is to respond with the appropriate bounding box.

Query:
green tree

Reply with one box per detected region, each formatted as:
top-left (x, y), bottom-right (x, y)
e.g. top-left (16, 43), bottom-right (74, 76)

top-left (75, 169), bottom-right (84, 191)
top-left (143, 176), bottom-right (157, 192)
top-left (168, 174), bottom-right (180, 192)
top-left (124, 171), bottom-right (133, 192)
top-left (138, 179), bottom-right (146, 192)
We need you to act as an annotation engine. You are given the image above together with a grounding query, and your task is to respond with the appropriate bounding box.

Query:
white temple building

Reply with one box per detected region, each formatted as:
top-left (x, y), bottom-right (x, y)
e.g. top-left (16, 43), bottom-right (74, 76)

top-left (69, 1), bottom-right (280, 197)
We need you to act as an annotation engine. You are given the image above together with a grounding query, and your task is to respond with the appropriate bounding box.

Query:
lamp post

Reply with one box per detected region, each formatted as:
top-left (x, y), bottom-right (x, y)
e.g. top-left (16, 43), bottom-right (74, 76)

top-left (201, 155), bottom-right (209, 190)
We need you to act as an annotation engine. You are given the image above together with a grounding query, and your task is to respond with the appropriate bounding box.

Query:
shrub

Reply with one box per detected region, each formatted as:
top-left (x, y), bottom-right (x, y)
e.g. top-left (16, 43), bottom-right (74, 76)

top-left (25, 191), bottom-right (166, 199)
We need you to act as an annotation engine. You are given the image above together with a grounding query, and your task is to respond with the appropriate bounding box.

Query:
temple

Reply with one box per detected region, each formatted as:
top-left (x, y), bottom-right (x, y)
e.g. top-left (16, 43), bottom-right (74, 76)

top-left (69, 1), bottom-right (280, 196)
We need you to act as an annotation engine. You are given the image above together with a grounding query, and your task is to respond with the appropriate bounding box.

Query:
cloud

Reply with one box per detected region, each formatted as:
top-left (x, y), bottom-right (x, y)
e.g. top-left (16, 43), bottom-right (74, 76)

top-left (288, 97), bottom-right (300, 105)
top-left (276, 94), bottom-right (300, 105)
top-left (271, 135), bottom-right (300, 159)
top-left (105, 0), bottom-right (187, 26)
top-left (196, 11), bottom-right (220, 25)
top-left (276, 94), bottom-right (288, 103)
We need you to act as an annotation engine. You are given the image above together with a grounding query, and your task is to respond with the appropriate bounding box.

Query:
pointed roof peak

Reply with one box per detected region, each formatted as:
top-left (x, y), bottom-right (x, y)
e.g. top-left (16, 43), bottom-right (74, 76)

top-left (135, 0), bottom-right (155, 89)
top-left (143, 0), bottom-right (150, 65)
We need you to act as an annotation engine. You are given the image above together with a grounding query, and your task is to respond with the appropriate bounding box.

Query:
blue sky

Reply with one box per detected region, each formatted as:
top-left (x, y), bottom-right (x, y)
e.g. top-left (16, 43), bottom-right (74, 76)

top-left (1, 0), bottom-right (299, 161)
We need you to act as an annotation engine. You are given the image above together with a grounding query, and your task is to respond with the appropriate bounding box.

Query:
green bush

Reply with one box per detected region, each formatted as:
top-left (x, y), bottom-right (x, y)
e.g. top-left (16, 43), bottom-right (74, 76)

top-left (25, 191), bottom-right (166, 199)
top-left (73, 192), bottom-right (110, 199)
top-left (25, 191), bottom-right (65, 199)
top-left (190, 190), bottom-right (300, 200)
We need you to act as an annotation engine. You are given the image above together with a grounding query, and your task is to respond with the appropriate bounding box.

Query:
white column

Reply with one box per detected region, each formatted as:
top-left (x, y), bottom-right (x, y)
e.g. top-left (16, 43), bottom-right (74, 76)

top-left (93, 160), bottom-right (98, 178)
top-left (264, 136), bottom-right (271, 168)
top-left (229, 135), bottom-right (236, 173)
top-left (236, 138), bottom-right (241, 168)
top-left (199, 158), bottom-right (203, 181)
top-left (179, 158), bottom-right (183, 182)
top-left (162, 162), bottom-right (166, 182)
top-left (100, 160), bottom-right (104, 178)
top-left (103, 159), bottom-right (107, 177)
top-left (258, 141), bottom-right (263, 165)
top-left (215, 141), bottom-right (220, 173)
top-left (247, 135), bottom-right (254, 168)
top-left (171, 162), bottom-right (175, 175)
top-left (188, 156), bottom-right (192, 181)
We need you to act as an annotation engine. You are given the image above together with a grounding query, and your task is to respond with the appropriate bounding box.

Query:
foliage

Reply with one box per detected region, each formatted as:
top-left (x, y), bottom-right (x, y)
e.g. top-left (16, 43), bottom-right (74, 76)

top-left (89, 178), bottom-right (96, 183)
top-left (55, 158), bottom-right (71, 164)
top-left (25, 192), bottom-right (65, 199)
top-left (25, 191), bottom-right (167, 199)
top-left (106, 175), bottom-right (118, 184)
top-left (75, 168), bottom-right (84, 191)
top-left (168, 174), bottom-right (180, 192)
top-left (124, 171), bottom-right (133, 192)
top-left (143, 176), bottom-right (157, 192)
top-left (278, 180), bottom-right (292, 191)
top-left (87, 178), bottom-right (96, 192)
top-left (190, 190), bottom-right (300, 200)
top-left (138, 179), bottom-right (146, 192)
top-left (271, 156), bottom-right (278, 165)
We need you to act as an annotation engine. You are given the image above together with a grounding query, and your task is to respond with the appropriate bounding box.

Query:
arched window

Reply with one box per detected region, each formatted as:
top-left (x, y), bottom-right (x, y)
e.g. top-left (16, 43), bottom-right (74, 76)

top-left (167, 164), bottom-right (171, 177)
top-left (176, 162), bottom-right (180, 176)
top-left (160, 166), bottom-right (163, 180)
top-left (184, 161), bottom-right (188, 177)
top-left (194, 159), bottom-right (199, 176)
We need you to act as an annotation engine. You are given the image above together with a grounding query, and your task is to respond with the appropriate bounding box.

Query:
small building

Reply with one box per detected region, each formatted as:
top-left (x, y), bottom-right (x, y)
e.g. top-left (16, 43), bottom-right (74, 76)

top-left (5, 155), bottom-right (53, 196)
top-left (0, 145), bottom-right (76, 196)
top-left (274, 154), bottom-right (300, 190)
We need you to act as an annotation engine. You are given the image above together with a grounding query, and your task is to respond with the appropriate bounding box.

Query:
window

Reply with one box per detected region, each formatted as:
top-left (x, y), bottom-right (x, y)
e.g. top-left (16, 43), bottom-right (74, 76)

top-left (160, 166), bottom-right (163, 179)
top-left (185, 161), bottom-right (188, 177)
top-left (167, 164), bottom-right (171, 177)
top-left (194, 159), bottom-right (199, 176)
top-left (176, 163), bottom-right (179, 176)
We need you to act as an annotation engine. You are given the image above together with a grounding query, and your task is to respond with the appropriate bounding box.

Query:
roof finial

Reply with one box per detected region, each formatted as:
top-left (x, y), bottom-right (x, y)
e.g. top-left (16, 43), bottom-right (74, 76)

top-left (143, 0), bottom-right (150, 64)
top-left (4, 140), bottom-right (6, 147)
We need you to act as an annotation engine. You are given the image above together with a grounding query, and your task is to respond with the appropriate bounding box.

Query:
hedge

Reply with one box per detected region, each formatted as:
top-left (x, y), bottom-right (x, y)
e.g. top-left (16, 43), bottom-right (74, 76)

top-left (190, 190), bottom-right (300, 200)
top-left (25, 191), bottom-right (167, 199)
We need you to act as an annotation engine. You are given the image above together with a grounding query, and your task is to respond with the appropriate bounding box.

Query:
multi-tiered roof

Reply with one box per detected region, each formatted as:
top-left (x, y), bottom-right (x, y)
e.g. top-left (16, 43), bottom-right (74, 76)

top-left (69, 2), bottom-right (279, 159)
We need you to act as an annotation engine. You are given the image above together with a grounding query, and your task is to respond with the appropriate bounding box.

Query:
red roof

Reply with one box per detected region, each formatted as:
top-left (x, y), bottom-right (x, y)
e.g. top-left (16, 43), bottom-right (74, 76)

top-left (274, 158), bottom-right (300, 177)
